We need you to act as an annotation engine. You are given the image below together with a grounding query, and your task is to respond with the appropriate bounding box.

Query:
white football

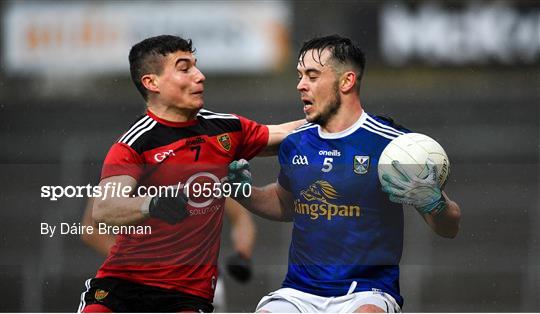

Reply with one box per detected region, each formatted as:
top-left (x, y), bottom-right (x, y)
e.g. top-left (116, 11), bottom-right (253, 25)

top-left (378, 133), bottom-right (450, 188)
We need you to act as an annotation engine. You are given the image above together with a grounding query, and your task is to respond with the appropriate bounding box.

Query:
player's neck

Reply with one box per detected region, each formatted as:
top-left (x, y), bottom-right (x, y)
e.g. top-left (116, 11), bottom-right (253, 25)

top-left (146, 103), bottom-right (198, 123)
top-left (321, 102), bottom-right (363, 134)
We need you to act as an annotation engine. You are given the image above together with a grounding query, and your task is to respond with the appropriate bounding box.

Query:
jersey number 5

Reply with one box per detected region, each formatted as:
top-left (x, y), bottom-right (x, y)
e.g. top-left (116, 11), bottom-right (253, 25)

top-left (322, 157), bottom-right (333, 172)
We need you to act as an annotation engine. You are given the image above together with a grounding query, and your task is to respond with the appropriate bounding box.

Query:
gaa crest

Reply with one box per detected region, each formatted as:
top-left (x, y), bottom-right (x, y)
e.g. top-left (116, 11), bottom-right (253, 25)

top-left (217, 133), bottom-right (231, 151)
top-left (353, 155), bottom-right (370, 174)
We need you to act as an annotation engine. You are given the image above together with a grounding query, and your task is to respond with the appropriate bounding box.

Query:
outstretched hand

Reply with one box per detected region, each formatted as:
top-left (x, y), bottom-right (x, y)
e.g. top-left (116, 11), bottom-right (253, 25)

top-left (224, 159), bottom-right (252, 199)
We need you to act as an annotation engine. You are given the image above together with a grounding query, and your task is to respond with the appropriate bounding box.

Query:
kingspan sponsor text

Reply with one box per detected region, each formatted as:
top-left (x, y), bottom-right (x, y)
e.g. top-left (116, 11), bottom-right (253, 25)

top-left (294, 199), bottom-right (360, 220)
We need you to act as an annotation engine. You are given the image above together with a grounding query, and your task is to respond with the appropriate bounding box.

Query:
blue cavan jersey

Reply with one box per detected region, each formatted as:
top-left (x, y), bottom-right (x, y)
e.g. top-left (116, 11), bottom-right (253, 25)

top-left (278, 111), bottom-right (410, 307)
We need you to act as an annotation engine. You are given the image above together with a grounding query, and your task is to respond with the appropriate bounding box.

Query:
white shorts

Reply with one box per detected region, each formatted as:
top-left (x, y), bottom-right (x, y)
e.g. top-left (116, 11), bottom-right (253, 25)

top-left (256, 286), bottom-right (401, 313)
top-left (213, 277), bottom-right (226, 312)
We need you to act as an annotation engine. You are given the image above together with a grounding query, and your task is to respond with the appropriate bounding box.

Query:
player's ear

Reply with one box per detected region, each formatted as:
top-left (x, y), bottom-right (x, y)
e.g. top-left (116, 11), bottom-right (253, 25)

top-left (141, 74), bottom-right (160, 94)
top-left (339, 71), bottom-right (356, 93)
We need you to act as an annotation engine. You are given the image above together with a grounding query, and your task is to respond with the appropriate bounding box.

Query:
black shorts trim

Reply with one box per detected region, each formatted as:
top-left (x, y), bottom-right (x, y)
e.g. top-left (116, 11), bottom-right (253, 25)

top-left (79, 277), bottom-right (214, 313)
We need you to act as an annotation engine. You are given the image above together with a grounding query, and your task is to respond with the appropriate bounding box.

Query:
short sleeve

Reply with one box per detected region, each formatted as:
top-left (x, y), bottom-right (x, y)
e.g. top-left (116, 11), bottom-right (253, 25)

top-left (277, 139), bottom-right (291, 192)
top-left (234, 115), bottom-right (269, 160)
top-left (100, 143), bottom-right (144, 181)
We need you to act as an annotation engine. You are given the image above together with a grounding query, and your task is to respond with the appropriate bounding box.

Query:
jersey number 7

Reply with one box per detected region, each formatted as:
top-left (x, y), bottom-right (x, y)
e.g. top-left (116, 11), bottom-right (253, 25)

top-left (190, 146), bottom-right (201, 161)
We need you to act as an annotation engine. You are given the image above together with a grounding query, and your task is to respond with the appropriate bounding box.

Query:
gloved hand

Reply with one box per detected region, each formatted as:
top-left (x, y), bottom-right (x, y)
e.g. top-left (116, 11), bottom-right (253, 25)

top-left (226, 252), bottom-right (252, 283)
top-left (224, 159), bottom-right (252, 199)
top-left (144, 188), bottom-right (190, 224)
top-left (381, 159), bottom-right (446, 215)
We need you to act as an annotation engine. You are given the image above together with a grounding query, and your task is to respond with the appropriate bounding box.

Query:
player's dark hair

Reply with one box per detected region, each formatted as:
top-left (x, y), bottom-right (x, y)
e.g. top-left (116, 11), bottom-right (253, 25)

top-left (299, 35), bottom-right (366, 93)
top-left (129, 35), bottom-right (195, 101)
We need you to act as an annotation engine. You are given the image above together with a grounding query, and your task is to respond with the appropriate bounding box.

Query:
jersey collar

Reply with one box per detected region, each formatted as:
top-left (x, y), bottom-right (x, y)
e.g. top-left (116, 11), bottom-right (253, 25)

top-left (146, 109), bottom-right (199, 128)
top-left (318, 110), bottom-right (367, 139)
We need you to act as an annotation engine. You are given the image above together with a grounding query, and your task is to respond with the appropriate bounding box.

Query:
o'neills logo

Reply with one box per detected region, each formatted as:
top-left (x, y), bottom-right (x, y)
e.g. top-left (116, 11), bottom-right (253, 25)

top-left (295, 180), bottom-right (360, 220)
top-left (319, 149), bottom-right (341, 157)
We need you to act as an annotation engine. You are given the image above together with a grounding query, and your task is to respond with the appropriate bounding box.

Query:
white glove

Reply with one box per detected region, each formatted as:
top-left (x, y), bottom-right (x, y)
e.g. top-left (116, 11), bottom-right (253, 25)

top-left (381, 158), bottom-right (446, 215)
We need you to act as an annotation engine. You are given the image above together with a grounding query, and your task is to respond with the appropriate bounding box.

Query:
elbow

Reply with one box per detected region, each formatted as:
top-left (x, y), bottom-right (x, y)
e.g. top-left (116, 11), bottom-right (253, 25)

top-left (438, 208), bottom-right (461, 239)
top-left (435, 222), bottom-right (460, 239)
top-left (279, 212), bottom-right (294, 222)
top-left (447, 220), bottom-right (461, 239)
top-left (80, 230), bottom-right (93, 245)
top-left (440, 228), bottom-right (459, 239)
top-left (282, 214), bottom-right (294, 222)
top-left (80, 220), bottom-right (95, 244)
top-left (449, 204), bottom-right (462, 238)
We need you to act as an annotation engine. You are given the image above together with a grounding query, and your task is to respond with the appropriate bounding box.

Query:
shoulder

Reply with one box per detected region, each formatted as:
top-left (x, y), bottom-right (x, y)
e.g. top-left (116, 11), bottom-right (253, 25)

top-left (116, 114), bottom-right (159, 154)
top-left (197, 108), bottom-right (243, 131)
top-left (287, 122), bottom-right (317, 140)
top-left (369, 114), bottom-right (410, 133)
top-left (197, 109), bottom-right (239, 121)
top-left (278, 122), bottom-right (316, 153)
top-left (360, 113), bottom-right (410, 141)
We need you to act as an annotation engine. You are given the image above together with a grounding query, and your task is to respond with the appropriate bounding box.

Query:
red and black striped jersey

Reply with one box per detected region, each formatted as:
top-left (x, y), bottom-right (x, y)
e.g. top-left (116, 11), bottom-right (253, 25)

top-left (95, 108), bottom-right (268, 301)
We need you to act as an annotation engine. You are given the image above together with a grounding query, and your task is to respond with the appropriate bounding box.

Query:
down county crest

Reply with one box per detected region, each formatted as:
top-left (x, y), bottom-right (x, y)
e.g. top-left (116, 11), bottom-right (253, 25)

top-left (217, 133), bottom-right (231, 151)
top-left (353, 155), bottom-right (370, 174)
top-left (94, 289), bottom-right (109, 301)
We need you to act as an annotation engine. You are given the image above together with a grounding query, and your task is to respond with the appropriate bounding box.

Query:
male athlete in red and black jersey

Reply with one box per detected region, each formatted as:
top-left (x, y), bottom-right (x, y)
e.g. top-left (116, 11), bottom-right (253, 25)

top-left (78, 35), bottom-right (304, 313)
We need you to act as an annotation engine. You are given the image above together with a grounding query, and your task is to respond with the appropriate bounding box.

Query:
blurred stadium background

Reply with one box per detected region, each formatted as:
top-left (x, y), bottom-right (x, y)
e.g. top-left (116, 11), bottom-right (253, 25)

top-left (0, 0), bottom-right (539, 312)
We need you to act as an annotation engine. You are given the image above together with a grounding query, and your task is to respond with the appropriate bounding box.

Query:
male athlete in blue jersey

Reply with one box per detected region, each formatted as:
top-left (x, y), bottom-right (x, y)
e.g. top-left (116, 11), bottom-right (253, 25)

top-left (227, 35), bottom-right (461, 313)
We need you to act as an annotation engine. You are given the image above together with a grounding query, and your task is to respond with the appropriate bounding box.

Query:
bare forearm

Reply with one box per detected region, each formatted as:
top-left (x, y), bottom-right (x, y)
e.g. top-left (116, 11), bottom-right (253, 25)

top-left (260, 119), bottom-right (306, 156)
top-left (81, 232), bottom-right (116, 256)
top-left (425, 193), bottom-right (461, 238)
top-left (238, 183), bottom-right (292, 221)
top-left (93, 196), bottom-right (149, 226)
top-left (81, 198), bottom-right (117, 255)
top-left (231, 214), bottom-right (256, 258)
top-left (268, 119), bottom-right (306, 143)
top-left (225, 198), bottom-right (257, 258)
